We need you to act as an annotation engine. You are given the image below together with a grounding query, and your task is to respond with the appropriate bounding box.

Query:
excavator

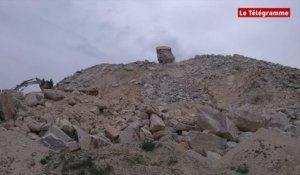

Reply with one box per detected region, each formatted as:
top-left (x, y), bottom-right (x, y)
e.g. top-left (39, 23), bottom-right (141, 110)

top-left (13, 78), bottom-right (53, 92)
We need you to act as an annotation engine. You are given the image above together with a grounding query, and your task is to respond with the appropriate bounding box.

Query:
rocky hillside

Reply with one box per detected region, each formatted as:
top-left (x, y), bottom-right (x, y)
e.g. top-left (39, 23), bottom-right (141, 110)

top-left (0, 54), bottom-right (300, 175)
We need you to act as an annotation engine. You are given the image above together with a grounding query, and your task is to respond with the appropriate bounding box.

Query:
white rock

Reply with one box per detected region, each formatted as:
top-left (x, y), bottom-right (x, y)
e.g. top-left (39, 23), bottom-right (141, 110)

top-left (150, 114), bottom-right (165, 132)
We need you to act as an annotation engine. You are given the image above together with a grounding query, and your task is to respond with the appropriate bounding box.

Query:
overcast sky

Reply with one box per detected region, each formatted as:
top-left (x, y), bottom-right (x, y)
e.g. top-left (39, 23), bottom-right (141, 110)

top-left (0, 0), bottom-right (299, 90)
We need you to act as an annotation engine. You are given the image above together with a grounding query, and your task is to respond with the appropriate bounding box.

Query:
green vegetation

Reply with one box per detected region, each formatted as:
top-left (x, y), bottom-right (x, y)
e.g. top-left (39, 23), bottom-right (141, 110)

top-left (141, 140), bottom-right (156, 152)
top-left (40, 156), bottom-right (51, 165)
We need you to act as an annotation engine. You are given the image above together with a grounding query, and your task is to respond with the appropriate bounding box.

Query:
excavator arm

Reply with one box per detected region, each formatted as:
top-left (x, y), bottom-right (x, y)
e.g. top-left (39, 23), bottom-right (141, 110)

top-left (13, 78), bottom-right (42, 91)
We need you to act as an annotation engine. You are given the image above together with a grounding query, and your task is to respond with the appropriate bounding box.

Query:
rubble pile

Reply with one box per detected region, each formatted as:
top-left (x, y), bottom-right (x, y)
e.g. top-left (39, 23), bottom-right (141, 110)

top-left (0, 54), bottom-right (300, 175)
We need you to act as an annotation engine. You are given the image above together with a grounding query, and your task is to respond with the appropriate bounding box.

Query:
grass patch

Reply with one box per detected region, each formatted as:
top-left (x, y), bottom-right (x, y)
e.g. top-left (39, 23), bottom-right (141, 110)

top-left (141, 140), bottom-right (155, 152)
top-left (61, 156), bottom-right (111, 175)
top-left (124, 154), bottom-right (145, 165)
top-left (167, 156), bottom-right (178, 166)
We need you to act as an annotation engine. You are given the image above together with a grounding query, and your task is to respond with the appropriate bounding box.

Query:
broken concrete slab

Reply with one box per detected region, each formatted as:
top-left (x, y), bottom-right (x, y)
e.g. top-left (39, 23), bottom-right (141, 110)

top-left (45, 125), bottom-right (72, 143)
top-left (39, 133), bottom-right (67, 152)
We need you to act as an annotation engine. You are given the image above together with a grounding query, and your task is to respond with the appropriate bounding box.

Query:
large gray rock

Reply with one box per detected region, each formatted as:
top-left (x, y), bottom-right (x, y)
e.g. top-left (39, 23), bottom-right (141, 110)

top-left (73, 125), bottom-right (91, 150)
top-left (118, 125), bottom-right (139, 144)
top-left (188, 131), bottom-right (227, 155)
top-left (197, 107), bottom-right (238, 141)
top-left (25, 92), bottom-right (43, 107)
top-left (43, 89), bottom-right (65, 101)
top-left (73, 125), bottom-right (111, 150)
top-left (156, 46), bottom-right (175, 64)
top-left (150, 114), bottom-right (165, 132)
top-left (234, 111), bottom-right (266, 132)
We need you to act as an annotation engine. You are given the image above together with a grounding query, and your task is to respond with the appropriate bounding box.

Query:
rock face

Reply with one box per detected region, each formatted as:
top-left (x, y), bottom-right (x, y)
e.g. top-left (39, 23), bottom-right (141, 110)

top-left (156, 46), bottom-right (175, 64)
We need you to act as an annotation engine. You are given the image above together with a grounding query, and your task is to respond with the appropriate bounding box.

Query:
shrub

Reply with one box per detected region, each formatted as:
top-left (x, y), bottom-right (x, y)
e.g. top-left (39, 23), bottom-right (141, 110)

top-left (236, 163), bottom-right (249, 174)
top-left (141, 140), bottom-right (155, 152)
top-left (40, 156), bottom-right (50, 165)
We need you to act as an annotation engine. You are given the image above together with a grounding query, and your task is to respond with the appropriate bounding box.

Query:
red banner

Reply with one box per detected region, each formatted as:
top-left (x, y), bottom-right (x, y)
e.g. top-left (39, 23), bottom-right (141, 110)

top-left (238, 8), bottom-right (291, 18)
